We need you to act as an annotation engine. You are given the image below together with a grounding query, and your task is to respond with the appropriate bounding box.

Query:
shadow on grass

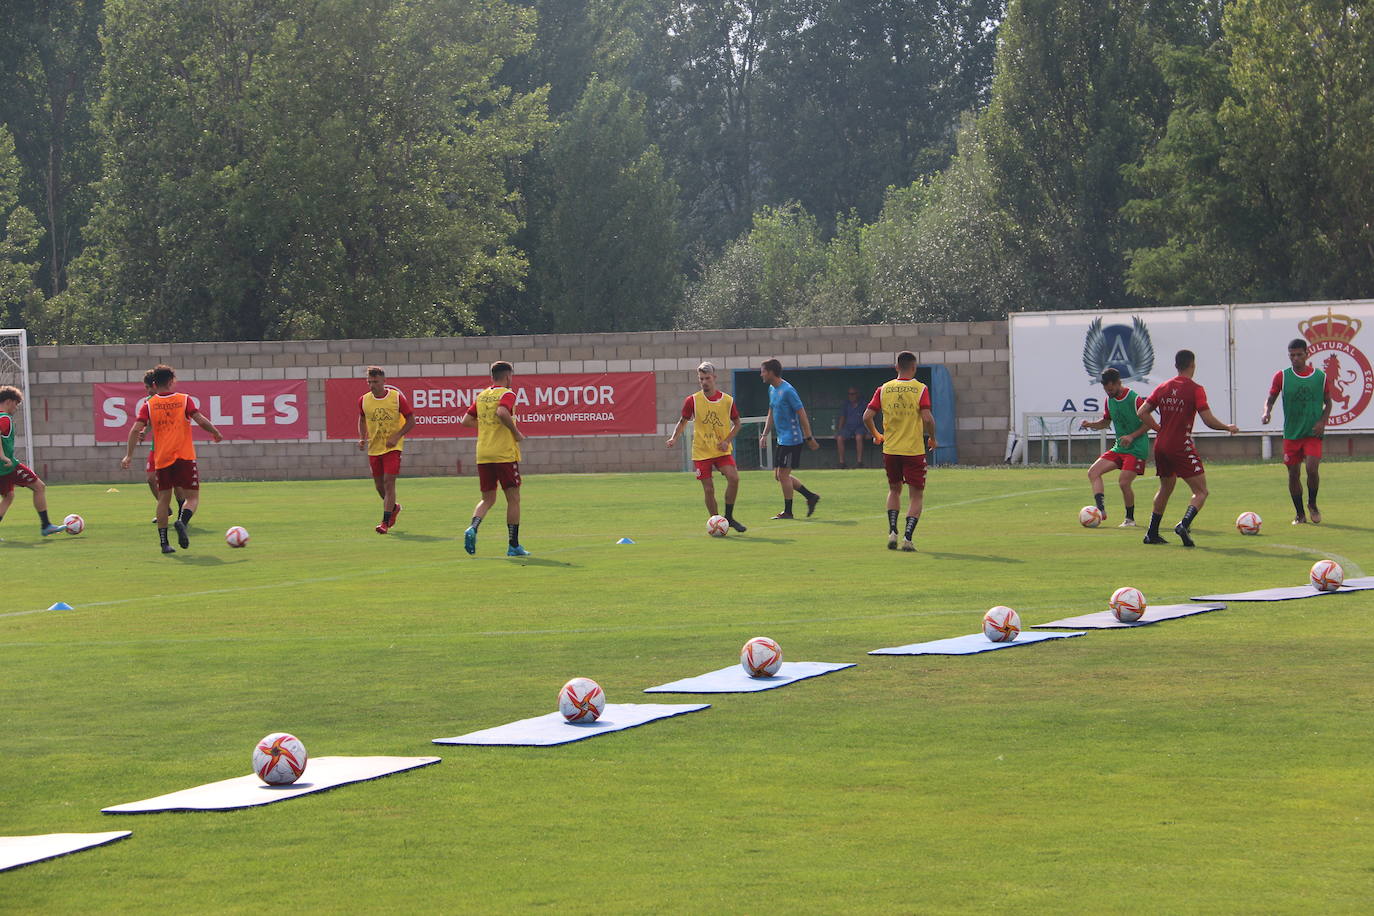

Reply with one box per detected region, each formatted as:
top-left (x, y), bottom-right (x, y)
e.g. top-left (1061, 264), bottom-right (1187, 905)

top-left (1300, 522), bottom-right (1372, 533)
top-left (388, 532), bottom-right (450, 543)
top-left (920, 550), bottom-right (1024, 564)
top-left (726, 534), bottom-right (795, 544)
top-left (1201, 546), bottom-right (1284, 559)
top-left (173, 554), bottom-right (236, 565)
top-left (506, 556), bottom-right (577, 568)
top-left (797, 518), bottom-right (860, 527)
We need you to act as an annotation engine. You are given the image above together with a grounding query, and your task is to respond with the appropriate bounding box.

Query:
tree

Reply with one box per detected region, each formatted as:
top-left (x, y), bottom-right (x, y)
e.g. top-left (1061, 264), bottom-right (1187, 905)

top-left (0, 126), bottom-right (44, 329)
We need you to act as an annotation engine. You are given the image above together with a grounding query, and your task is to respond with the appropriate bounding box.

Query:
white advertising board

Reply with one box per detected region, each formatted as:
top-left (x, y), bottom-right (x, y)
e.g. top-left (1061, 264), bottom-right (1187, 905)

top-left (1231, 301), bottom-right (1374, 432)
top-left (1010, 307), bottom-right (1231, 433)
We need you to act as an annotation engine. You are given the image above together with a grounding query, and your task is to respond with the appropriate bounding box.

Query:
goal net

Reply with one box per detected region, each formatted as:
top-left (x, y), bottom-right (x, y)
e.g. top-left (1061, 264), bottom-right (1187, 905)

top-left (681, 416), bottom-right (772, 472)
top-left (0, 329), bottom-right (34, 471)
top-left (1019, 412), bottom-right (1107, 467)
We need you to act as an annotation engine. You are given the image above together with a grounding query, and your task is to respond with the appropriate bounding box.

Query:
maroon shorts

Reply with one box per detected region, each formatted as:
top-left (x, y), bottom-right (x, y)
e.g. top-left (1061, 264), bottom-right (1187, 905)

top-left (369, 451), bottom-right (402, 477)
top-left (0, 463), bottom-right (39, 496)
top-left (1154, 443), bottom-right (1204, 479)
top-left (693, 455), bottom-right (737, 480)
top-left (1098, 449), bottom-right (1146, 476)
top-left (1283, 437), bottom-right (1323, 466)
top-left (478, 461), bottom-right (521, 491)
top-left (884, 453), bottom-right (928, 489)
top-left (155, 459), bottom-right (200, 491)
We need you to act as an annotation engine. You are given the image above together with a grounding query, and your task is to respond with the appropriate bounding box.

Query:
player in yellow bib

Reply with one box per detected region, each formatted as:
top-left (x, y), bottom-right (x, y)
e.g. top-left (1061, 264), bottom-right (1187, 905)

top-left (461, 360), bottom-right (529, 556)
top-left (863, 350), bottom-right (937, 551)
top-left (357, 366), bottom-right (416, 534)
top-left (666, 361), bottom-right (746, 531)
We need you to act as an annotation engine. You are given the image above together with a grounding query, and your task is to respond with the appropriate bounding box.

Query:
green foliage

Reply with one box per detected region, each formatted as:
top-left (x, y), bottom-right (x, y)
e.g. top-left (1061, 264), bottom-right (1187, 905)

top-left (0, 126), bottom-right (44, 328)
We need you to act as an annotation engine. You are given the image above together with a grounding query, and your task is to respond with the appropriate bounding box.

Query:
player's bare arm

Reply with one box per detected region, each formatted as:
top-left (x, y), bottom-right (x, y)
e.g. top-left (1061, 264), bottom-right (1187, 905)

top-left (863, 407), bottom-right (883, 443)
top-left (385, 414), bottom-right (416, 450)
top-left (1261, 390), bottom-right (1279, 425)
top-left (922, 407), bottom-right (938, 451)
top-left (1198, 408), bottom-right (1239, 434)
top-left (666, 417), bottom-right (687, 448)
top-left (460, 412), bottom-right (478, 429)
top-left (190, 411), bottom-right (224, 442)
top-left (496, 405), bottom-right (526, 442)
top-left (797, 407), bottom-right (819, 450)
top-left (1135, 399), bottom-right (1156, 422)
top-left (120, 418), bottom-right (149, 469)
top-left (721, 415), bottom-right (740, 449)
top-left (758, 408), bottom-right (773, 445)
top-left (1314, 388), bottom-right (1334, 436)
top-left (1079, 416), bottom-right (1112, 431)
top-left (357, 413), bottom-right (369, 450)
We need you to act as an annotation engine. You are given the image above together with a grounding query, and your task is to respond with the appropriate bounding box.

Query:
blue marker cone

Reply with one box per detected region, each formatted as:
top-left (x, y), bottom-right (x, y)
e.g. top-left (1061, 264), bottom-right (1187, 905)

top-left (48, 602), bottom-right (73, 611)
top-left (615, 537), bottom-right (635, 545)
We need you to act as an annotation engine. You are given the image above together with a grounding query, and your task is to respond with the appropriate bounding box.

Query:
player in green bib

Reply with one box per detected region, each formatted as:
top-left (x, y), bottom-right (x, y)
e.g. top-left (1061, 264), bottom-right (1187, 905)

top-left (0, 385), bottom-right (68, 537)
top-left (1079, 368), bottom-right (1157, 527)
top-left (1262, 338), bottom-right (1333, 524)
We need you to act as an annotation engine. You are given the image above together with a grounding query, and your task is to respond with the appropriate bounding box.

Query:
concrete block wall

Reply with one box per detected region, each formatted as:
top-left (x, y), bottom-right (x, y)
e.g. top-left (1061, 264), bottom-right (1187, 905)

top-left (24, 321), bottom-right (1012, 482)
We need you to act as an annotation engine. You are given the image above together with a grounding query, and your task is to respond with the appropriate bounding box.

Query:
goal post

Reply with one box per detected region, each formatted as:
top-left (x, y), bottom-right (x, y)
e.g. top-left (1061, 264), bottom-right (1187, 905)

top-left (681, 416), bottom-right (772, 472)
top-left (1020, 412), bottom-right (1108, 467)
top-left (0, 329), bottom-right (34, 472)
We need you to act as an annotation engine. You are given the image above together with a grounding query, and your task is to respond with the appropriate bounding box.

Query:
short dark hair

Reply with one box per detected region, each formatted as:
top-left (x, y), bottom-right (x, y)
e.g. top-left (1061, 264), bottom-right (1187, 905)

top-left (896, 350), bottom-right (917, 370)
top-left (1174, 349), bottom-right (1195, 372)
top-left (367, 366), bottom-right (385, 378)
top-left (143, 369), bottom-right (157, 386)
top-left (0, 384), bottom-right (22, 404)
top-left (490, 360), bottom-right (513, 380)
top-left (1288, 338), bottom-right (1308, 351)
top-left (151, 365), bottom-right (175, 387)
top-left (761, 358), bottom-right (782, 376)
top-left (1100, 368), bottom-right (1121, 385)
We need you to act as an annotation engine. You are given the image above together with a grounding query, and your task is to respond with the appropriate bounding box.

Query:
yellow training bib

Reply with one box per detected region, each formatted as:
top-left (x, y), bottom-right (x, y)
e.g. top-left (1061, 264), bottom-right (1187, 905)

top-left (363, 387), bottom-right (407, 456)
top-left (877, 378), bottom-right (927, 456)
top-left (691, 391), bottom-right (734, 461)
top-left (475, 386), bottom-right (520, 463)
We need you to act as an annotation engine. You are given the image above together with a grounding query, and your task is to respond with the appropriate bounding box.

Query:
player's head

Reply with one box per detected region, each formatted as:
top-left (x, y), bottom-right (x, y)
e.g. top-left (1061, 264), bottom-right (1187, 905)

top-left (895, 350), bottom-right (917, 376)
top-left (367, 365), bottom-right (387, 395)
top-left (847, 387), bottom-right (860, 401)
top-left (1288, 338), bottom-right (1309, 369)
top-left (143, 369), bottom-right (157, 395)
top-left (760, 358), bottom-right (783, 383)
top-left (1099, 367), bottom-right (1123, 396)
top-left (1174, 349), bottom-right (1195, 375)
top-left (696, 361), bottom-right (717, 393)
top-left (0, 384), bottom-right (21, 410)
top-left (150, 365), bottom-right (176, 390)
top-left (490, 360), bottom-right (513, 383)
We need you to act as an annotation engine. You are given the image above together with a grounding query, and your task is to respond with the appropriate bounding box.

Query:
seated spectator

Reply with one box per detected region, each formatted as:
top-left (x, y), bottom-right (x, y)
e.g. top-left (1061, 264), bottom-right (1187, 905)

top-left (835, 387), bottom-right (867, 468)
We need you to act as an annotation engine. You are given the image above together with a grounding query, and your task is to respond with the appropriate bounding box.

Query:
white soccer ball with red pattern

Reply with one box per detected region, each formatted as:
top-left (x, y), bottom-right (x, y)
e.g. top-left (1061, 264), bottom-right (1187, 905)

top-left (63, 514), bottom-right (84, 535)
top-left (253, 732), bottom-right (308, 785)
top-left (740, 636), bottom-right (783, 677)
top-left (1078, 505), bottom-right (1104, 528)
top-left (1310, 559), bottom-right (1344, 592)
top-left (1110, 586), bottom-right (1147, 622)
top-left (559, 677), bottom-right (605, 722)
top-left (1235, 511), bottom-right (1262, 535)
top-left (707, 514), bottom-right (729, 537)
top-left (982, 606), bottom-right (1021, 642)
top-left (225, 525), bottom-right (250, 548)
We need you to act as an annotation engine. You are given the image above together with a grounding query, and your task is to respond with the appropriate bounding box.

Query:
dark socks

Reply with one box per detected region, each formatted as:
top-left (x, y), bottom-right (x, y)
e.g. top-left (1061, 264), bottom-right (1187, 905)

top-left (725, 502), bottom-right (735, 520)
top-left (1180, 505), bottom-right (1199, 529)
top-left (887, 509), bottom-right (899, 534)
top-left (158, 527), bottom-right (169, 547)
top-left (794, 483), bottom-right (815, 499)
top-left (382, 510), bottom-right (393, 525)
top-left (1094, 492), bottom-right (1105, 513)
top-left (176, 496), bottom-right (185, 512)
top-left (179, 507), bottom-right (193, 525)
top-left (471, 516), bottom-right (482, 529)
top-left (783, 499), bottom-right (794, 515)
top-left (1148, 512), bottom-right (1163, 535)
top-left (508, 523), bottom-right (519, 547)
top-left (904, 516), bottom-right (919, 541)
top-left (1125, 504), bottom-right (1135, 520)
top-left (1291, 492), bottom-right (1305, 517)
top-left (1308, 484), bottom-right (1319, 509)
top-left (38, 510), bottom-right (50, 526)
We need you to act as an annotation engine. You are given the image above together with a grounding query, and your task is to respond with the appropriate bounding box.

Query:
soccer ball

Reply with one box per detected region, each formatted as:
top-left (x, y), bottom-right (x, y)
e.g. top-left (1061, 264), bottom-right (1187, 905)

top-left (740, 636), bottom-right (783, 677)
top-left (1236, 511), bottom-right (1262, 535)
top-left (63, 514), bottom-right (84, 535)
top-left (1110, 586), bottom-right (1147, 623)
top-left (1078, 506), bottom-right (1104, 528)
top-left (1310, 559), bottom-right (1344, 592)
top-left (225, 525), bottom-right (250, 548)
top-left (559, 677), bottom-right (605, 722)
top-left (253, 732), bottom-right (308, 785)
top-left (707, 514), bottom-right (729, 537)
top-left (982, 606), bottom-right (1021, 642)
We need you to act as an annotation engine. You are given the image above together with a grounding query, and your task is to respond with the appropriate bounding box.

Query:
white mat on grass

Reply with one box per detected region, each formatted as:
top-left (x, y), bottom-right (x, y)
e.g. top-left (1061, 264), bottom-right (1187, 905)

top-left (643, 662), bottom-right (854, 694)
top-left (1192, 576), bottom-right (1374, 602)
top-left (433, 703), bottom-right (709, 747)
top-left (1033, 603), bottom-right (1225, 629)
top-left (0, 832), bottom-right (131, 872)
top-left (869, 631), bottom-right (1085, 656)
top-left (101, 756), bottom-right (439, 814)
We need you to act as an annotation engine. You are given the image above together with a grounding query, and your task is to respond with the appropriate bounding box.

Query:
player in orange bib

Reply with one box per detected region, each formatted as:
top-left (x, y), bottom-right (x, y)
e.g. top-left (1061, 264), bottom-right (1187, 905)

top-left (121, 364), bottom-right (224, 554)
top-left (358, 366), bottom-right (416, 534)
top-left (666, 361), bottom-right (746, 531)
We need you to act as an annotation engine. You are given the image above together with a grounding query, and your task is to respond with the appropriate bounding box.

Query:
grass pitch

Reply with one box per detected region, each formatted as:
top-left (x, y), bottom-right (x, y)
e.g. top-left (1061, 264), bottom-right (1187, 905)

top-left (2, 463), bottom-right (1372, 912)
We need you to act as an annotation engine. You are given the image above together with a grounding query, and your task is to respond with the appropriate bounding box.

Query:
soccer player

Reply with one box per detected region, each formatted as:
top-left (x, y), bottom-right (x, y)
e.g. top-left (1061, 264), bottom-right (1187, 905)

top-left (758, 358), bottom-right (820, 519)
top-left (138, 369), bottom-right (185, 523)
top-left (120, 365), bottom-right (224, 554)
top-left (1135, 349), bottom-right (1239, 547)
top-left (357, 366), bottom-right (416, 534)
top-left (460, 361), bottom-right (529, 557)
top-left (666, 361), bottom-right (746, 532)
top-left (863, 351), bottom-right (937, 551)
top-left (1261, 338), bottom-right (1334, 524)
top-left (0, 385), bottom-right (67, 538)
top-left (1078, 368), bottom-right (1157, 527)
top-left (834, 386), bottom-right (867, 468)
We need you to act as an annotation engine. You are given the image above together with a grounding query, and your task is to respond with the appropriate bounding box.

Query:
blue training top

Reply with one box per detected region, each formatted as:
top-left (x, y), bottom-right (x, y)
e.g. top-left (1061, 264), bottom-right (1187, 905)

top-left (769, 380), bottom-right (805, 446)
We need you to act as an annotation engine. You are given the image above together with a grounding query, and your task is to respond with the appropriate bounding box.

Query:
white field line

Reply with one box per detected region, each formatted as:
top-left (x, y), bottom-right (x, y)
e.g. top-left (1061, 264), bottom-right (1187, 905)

top-left (1267, 544), bottom-right (1365, 578)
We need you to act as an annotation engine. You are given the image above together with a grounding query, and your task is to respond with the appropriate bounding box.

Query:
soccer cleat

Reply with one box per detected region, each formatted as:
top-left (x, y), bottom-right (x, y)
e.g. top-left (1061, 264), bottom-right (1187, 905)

top-left (507, 544), bottom-right (530, 557)
top-left (1173, 522), bottom-right (1195, 548)
top-left (1118, 518), bottom-right (1138, 528)
top-left (174, 519), bottom-right (190, 548)
top-left (390, 503), bottom-right (402, 528)
top-left (1292, 516), bottom-right (1307, 525)
top-left (41, 523), bottom-right (65, 537)
top-left (887, 532), bottom-right (898, 550)
top-left (727, 518), bottom-right (747, 533)
top-left (1309, 507), bottom-right (1322, 524)
top-left (161, 543), bottom-right (176, 554)
top-left (463, 526), bottom-right (477, 555)
top-left (770, 512), bottom-right (795, 520)
top-left (805, 493), bottom-right (820, 517)
top-left (1142, 532), bottom-right (1169, 544)
top-left (900, 540), bottom-right (916, 552)
top-left (375, 523), bottom-right (389, 534)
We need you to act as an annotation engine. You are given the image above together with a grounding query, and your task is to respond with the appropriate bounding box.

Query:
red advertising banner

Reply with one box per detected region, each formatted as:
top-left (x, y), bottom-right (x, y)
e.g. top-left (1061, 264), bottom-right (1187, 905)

top-left (325, 373), bottom-right (657, 439)
top-left (93, 381), bottom-right (310, 442)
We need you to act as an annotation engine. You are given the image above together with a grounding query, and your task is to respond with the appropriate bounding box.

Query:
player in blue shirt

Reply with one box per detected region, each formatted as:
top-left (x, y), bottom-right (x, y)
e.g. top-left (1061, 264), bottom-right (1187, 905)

top-left (759, 359), bottom-right (820, 518)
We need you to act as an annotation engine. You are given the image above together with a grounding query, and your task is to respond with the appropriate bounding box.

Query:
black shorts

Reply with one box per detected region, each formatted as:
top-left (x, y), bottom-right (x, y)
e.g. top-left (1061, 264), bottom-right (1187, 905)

top-left (776, 443), bottom-right (804, 469)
